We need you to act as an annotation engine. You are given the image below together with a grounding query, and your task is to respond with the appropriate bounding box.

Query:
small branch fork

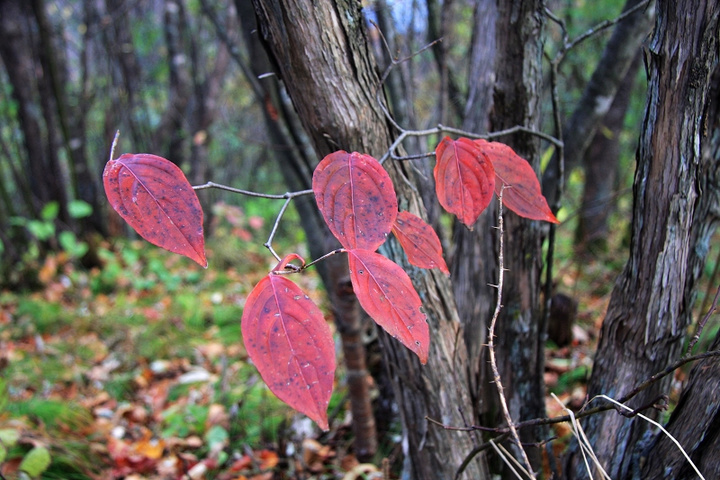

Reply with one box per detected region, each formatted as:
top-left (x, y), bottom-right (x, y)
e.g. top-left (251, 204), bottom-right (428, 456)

top-left (192, 181), bottom-right (314, 263)
top-left (366, 23), bottom-right (563, 166)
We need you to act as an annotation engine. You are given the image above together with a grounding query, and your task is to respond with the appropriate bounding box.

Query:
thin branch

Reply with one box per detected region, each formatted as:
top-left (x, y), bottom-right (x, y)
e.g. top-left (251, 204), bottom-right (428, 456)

top-left (545, 0), bottom-right (652, 67)
top-left (303, 248), bottom-right (346, 270)
top-left (110, 130), bottom-right (120, 161)
top-left (487, 188), bottom-right (537, 479)
top-left (455, 433), bottom-right (512, 479)
top-left (378, 124), bottom-right (563, 164)
top-left (437, 348), bottom-right (720, 453)
top-left (368, 19), bottom-right (442, 86)
top-left (263, 196), bottom-right (294, 261)
top-left (563, 0), bottom-right (652, 56)
top-left (192, 182), bottom-right (313, 261)
top-left (685, 284), bottom-right (720, 355)
top-left (595, 395), bottom-right (706, 480)
top-left (193, 181), bottom-right (313, 199)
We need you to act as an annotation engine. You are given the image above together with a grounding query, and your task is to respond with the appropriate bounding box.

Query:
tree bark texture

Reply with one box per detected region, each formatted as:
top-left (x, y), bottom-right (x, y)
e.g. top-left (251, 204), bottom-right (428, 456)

top-left (252, 1), bottom-right (484, 478)
top-left (480, 0), bottom-right (547, 472)
top-left (234, 0), bottom-right (378, 460)
top-left (640, 52), bottom-right (720, 480)
top-left (563, 1), bottom-right (720, 478)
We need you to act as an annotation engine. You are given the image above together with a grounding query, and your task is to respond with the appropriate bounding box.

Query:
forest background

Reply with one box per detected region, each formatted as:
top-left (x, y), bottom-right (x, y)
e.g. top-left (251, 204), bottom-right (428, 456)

top-left (0, 0), bottom-right (719, 479)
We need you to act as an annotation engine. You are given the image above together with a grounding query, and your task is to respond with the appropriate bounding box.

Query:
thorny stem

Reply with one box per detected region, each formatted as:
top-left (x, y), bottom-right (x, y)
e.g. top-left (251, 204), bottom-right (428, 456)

top-left (487, 188), bottom-right (537, 480)
top-left (440, 346), bottom-right (720, 476)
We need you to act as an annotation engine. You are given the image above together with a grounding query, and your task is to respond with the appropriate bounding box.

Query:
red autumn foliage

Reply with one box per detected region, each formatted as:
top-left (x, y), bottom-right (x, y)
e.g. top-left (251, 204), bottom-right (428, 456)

top-left (103, 139), bottom-right (557, 427)
top-left (103, 153), bottom-right (207, 267)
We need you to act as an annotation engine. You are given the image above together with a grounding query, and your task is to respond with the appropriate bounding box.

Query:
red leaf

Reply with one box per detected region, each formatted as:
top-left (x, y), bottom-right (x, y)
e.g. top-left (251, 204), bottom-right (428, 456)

top-left (103, 153), bottom-right (207, 267)
top-left (347, 249), bottom-right (428, 364)
top-left (434, 137), bottom-right (495, 228)
top-left (474, 139), bottom-right (559, 224)
top-left (241, 256), bottom-right (335, 430)
top-left (313, 151), bottom-right (398, 250)
top-left (392, 211), bottom-right (449, 275)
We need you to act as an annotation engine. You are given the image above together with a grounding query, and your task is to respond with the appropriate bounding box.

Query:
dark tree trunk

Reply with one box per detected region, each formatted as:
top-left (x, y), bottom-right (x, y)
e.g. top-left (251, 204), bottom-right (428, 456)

top-left (640, 54), bottom-right (720, 480)
top-left (563, 1), bottom-right (720, 478)
top-left (450, 0), bottom-right (496, 403)
top-left (576, 52), bottom-right (642, 253)
top-left (235, 0), bottom-right (379, 460)
top-left (0, 0), bottom-right (72, 228)
top-left (542, 0), bottom-right (655, 199)
top-left (252, 1), bottom-right (484, 477)
top-left (480, 1), bottom-right (547, 472)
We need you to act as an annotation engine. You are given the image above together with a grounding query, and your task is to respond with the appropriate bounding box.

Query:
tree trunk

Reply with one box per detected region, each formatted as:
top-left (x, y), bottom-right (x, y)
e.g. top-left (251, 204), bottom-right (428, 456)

top-left (563, 1), bottom-right (720, 478)
top-left (481, 1), bottom-right (547, 472)
top-left (449, 0), bottom-right (496, 405)
top-left (576, 53), bottom-right (642, 253)
top-left (640, 52), bottom-right (720, 480)
top-left (252, 1), bottom-right (484, 477)
top-left (233, 0), bottom-right (379, 461)
top-left (640, 336), bottom-right (720, 479)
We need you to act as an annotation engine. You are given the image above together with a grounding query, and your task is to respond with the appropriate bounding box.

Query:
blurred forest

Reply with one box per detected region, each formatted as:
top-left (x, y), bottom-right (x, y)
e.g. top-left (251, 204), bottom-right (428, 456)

top-left (1, 0), bottom-right (719, 479)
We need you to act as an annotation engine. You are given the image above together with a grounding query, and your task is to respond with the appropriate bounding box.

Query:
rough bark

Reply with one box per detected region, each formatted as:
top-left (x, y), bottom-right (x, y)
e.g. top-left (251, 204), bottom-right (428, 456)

top-left (450, 0), bottom-right (496, 402)
top-left (640, 55), bottom-right (720, 480)
top-left (563, 1), bottom-right (720, 478)
top-left (480, 0), bottom-right (547, 471)
top-left (252, 1), bottom-right (484, 478)
top-left (231, 0), bottom-right (380, 461)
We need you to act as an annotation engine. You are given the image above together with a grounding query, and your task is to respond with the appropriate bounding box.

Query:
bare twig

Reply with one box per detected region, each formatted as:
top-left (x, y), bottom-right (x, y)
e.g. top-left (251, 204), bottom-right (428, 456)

top-left (109, 130), bottom-right (120, 161)
top-left (595, 395), bottom-right (706, 480)
top-left (437, 347), bottom-right (720, 469)
top-left (377, 123), bottom-right (563, 164)
top-left (545, 0), bottom-right (652, 66)
top-left (487, 188), bottom-right (536, 479)
top-left (564, 0), bottom-right (652, 55)
top-left (193, 182), bottom-right (313, 261)
top-left (263, 196), bottom-right (294, 261)
top-left (368, 19), bottom-right (442, 86)
top-left (192, 182), bottom-right (312, 199)
top-left (303, 248), bottom-right (346, 270)
top-left (685, 284), bottom-right (720, 355)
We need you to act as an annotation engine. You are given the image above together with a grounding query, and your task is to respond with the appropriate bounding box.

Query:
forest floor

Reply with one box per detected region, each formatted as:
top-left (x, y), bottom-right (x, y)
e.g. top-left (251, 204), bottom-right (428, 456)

top-left (1, 201), bottom-right (715, 479)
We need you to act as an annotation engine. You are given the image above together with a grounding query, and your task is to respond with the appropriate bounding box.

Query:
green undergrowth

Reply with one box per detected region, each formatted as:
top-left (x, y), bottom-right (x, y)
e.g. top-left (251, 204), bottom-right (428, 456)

top-left (0, 201), bottom-right (336, 478)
